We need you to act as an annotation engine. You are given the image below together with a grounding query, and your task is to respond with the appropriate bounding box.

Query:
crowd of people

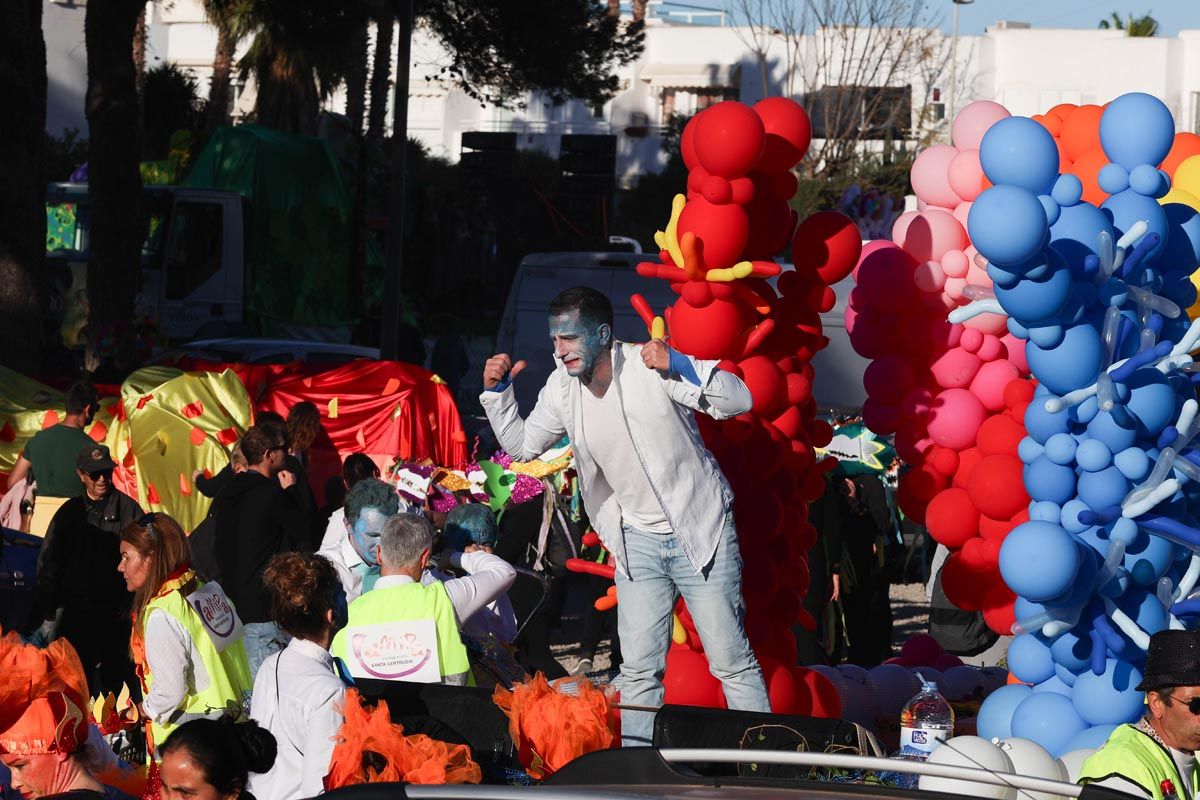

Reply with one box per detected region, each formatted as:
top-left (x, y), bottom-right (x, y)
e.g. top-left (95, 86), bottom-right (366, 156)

top-left (0, 286), bottom-right (1015, 798)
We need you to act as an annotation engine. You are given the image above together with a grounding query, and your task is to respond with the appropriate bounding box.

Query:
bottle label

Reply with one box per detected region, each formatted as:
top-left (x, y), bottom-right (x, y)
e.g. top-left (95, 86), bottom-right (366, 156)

top-left (899, 726), bottom-right (949, 754)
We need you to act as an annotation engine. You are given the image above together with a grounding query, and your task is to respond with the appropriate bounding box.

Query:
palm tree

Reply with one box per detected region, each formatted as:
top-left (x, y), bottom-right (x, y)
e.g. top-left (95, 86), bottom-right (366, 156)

top-left (1098, 11), bottom-right (1158, 37)
top-left (0, 0), bottom-right (47, 372)
top-left (367, 3), bottom-right (394, 141)
top-left (84, 0), bottom-right (147, 365)
top-left (202, 0), bottom-right (255, 130)
top-left (241, 1), bottom-right (371, 136)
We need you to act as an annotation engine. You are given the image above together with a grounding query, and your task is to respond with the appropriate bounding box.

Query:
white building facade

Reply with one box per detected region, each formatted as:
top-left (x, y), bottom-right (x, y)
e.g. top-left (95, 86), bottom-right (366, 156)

top-left (44, 0), bottom-right (1200, 182)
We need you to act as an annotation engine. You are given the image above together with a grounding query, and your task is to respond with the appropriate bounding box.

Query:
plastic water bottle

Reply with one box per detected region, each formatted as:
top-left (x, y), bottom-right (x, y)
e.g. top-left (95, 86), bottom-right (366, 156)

top-left (898, 676), bottom-right (955, 761)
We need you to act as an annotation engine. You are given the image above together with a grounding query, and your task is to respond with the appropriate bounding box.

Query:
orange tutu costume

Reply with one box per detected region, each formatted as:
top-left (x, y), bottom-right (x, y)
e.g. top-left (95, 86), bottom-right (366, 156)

top-left (324, 689), bottom-right (481, 788)
top-left (492, 674), bottom-right (617, 780)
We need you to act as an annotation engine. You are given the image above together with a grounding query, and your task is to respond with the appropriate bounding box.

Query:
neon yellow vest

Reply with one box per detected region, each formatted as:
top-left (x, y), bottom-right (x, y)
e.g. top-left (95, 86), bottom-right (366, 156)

top-left (1079, 723), bottom-right (1200, 800)
top-left (331, 579), bottom-right (470, 683)
top-left (142, 583), bottom-right (253, 746)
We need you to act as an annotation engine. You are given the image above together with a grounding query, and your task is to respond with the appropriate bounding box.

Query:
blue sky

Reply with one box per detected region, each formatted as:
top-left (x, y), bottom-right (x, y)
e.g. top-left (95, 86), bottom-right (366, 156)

top-left (657, 1), bottom-right (1196, 36)
top-left (946, 0), bottom-right (1194, 37)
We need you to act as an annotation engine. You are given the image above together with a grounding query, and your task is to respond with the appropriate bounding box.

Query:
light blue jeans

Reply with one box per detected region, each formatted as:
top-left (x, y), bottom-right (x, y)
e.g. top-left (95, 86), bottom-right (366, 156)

top-left (615, 516), bottom-right (769, 746)
top-left (242, 621), bottom-right (289, 680)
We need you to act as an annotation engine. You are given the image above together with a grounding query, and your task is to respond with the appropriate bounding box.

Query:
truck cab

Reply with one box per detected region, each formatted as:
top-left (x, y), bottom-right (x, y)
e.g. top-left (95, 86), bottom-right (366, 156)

top-left (45, 183), bottom-right (248, 344)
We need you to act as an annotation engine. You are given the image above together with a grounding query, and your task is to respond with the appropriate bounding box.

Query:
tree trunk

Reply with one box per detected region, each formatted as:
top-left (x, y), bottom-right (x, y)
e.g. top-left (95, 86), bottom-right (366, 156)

top-left (367, 14), bottom-right (394, 141)
top-left (205, 22), bottom-right (237, 130)
top-left (85, 0), bottom-right (146, 364)
top-left (632, 0), bottom-right (647, 22)
top-left (0, 0), bottom-right (47, 373)
top-left (380, 0), bottom-right (412, 360)
top-left (345, 22), bottom-right (369, 135)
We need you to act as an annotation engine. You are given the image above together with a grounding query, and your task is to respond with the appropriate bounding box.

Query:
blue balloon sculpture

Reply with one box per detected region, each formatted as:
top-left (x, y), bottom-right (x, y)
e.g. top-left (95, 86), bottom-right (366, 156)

top-left (957, 93), bottom-right (1200, 757)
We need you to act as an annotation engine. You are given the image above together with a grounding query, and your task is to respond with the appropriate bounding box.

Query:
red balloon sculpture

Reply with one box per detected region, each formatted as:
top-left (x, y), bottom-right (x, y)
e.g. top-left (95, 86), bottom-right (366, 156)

top-left (847, 101), bottom-right (1037, 634)
top-left (603, 99), bottom-right (858, 717)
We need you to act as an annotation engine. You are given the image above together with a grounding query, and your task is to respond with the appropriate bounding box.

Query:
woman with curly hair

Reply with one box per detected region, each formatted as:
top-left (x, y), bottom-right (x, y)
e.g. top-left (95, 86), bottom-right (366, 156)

top-left (249, 552), bottom-right (347, 800)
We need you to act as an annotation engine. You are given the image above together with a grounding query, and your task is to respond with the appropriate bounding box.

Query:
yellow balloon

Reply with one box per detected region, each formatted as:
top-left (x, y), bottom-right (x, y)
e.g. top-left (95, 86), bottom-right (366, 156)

top-left (1160, 187), bottom-right (1200, 211)
top-left (1176, 155), bottom-right (1200, 199)
top-left (671, 614), bottom-right (686, 645)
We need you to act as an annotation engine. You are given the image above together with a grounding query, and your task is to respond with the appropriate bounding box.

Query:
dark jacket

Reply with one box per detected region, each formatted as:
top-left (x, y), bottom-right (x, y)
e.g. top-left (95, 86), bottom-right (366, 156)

top-left (211, 471), bottom-right (314, 623)
top-left (35, 489), bottom-right (143, 619)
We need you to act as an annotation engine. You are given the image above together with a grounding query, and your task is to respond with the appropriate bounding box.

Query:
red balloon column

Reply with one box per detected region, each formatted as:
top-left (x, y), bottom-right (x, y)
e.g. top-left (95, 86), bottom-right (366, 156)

top-left (629, 99), bottom-right (858, 717)
top-left (848, 101), bottom-right (1035, 634)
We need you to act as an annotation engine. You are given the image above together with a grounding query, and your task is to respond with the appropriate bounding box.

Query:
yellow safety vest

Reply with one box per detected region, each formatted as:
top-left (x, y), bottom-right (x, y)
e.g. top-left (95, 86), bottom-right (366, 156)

top-left (141, 582), bottom-right (253, 746)
top-left (331, 579), bottom-right (470, 683)
top-left (1079, 723), bottom-right (1200, 800)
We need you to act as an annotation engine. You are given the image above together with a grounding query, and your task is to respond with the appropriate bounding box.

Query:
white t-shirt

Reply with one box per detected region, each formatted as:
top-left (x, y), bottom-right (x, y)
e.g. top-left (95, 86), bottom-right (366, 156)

top-left (580, 384), bottom-right (671, 533)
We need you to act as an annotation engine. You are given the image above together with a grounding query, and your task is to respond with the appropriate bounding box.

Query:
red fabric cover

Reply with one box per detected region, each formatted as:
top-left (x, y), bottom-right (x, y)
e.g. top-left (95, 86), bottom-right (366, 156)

top-left (177, 359), bottom-right (468, 505)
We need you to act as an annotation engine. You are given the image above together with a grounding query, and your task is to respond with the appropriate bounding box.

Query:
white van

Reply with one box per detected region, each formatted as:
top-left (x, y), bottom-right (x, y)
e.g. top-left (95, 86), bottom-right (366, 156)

top-left (494, 251), bottom-right (868, 413)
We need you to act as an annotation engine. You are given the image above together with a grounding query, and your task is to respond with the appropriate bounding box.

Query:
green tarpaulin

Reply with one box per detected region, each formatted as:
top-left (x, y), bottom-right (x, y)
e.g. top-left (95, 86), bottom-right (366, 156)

top-left (184, 125), bottom-right (382, 334)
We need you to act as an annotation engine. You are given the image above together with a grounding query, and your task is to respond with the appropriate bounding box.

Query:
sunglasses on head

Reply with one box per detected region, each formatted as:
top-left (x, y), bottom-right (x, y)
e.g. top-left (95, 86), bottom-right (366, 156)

top-left (139, 512), bottom-right (158, 542)
top-left (1164, 693), bottom-right (1200, 715)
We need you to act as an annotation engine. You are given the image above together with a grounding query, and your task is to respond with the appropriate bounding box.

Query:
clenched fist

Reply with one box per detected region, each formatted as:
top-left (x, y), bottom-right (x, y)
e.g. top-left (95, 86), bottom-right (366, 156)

top-left (641, 339), bottom-right (671, 373)
top-left (483, 353), bottom-right (527, 390)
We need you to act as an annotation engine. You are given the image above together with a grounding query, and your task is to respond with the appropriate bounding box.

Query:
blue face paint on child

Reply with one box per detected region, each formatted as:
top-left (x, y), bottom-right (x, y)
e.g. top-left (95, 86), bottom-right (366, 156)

top-left (549, 309), bottom-right (611, 379)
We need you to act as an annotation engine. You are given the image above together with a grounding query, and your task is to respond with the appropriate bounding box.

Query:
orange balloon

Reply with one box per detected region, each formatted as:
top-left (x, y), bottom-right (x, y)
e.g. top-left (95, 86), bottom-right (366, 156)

top-left (1046, 103), bottom-right (1077, 122)
top-left (1061, 104), bottom-right (1104, 163)
top-left (1070, 147), bottom-right (1110, 206)
top-left (1161, 133), bottom-right (1200, 179)
top-left (1032, 113), bottom-right (1062, 138)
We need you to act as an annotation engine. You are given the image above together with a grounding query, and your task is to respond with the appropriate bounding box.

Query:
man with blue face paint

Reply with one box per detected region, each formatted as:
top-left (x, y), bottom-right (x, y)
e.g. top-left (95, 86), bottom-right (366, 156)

top-left (481, 285), bottom-right (769, 746)
top-left (318, 478), bottom-right (400, 602)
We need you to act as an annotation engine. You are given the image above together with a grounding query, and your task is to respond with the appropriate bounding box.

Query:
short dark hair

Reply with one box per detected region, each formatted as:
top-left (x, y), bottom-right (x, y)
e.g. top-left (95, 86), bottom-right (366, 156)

top-left (160, 716), bottom-right (276, 796)
top-left (344, 477), bottom-right (400, 524)
top-left (65, 382), bottom-right (98, 415)
top-left (239, 425), bottom-right (281, 466)
top-left (255, 411), bottom-right (286, 443)
top-left (342, 453), bottom-right (379, 488)
top-left (548, 286), bottom-right (613, 328)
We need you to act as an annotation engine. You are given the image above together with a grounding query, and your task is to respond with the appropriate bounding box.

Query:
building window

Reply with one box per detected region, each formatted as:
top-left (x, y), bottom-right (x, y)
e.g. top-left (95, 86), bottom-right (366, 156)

top-left (1193, 91), bottom-right (1200, 133)
top-left (803, 84), bottom-right (912, 140)
top-left (660, 87), bottom-right (739, 124)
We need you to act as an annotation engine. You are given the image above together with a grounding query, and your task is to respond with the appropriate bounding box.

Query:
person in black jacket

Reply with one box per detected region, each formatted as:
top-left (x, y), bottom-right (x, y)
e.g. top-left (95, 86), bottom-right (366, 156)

top-left (33, 443), bottom-right (142, 695)
top-left (210, 424), bottom-right (313, 678)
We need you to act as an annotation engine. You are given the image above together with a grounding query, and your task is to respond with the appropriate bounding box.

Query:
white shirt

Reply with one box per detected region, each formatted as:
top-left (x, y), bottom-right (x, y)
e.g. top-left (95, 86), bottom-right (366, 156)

top-left (580, 383), bottom-right (671, 532)
top-left (374, 550), bottom-right (516, 629)
top-left (481, 342), bottom-right (750, 576)
top-left (318, 533), bottom-right (369, 602)
top-left (319, 508), bottom-right (346, 551)
top-left (249, 639), bottom-right (345, 800)
top-left (423, 567), bottom-right (519, 643)
top-left (142, 609), bottom-right (213, 725)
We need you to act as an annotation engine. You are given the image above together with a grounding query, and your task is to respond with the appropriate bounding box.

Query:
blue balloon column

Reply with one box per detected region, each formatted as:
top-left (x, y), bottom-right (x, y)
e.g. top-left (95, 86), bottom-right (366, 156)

top-left (960, 93), bottom-right (1200, 756)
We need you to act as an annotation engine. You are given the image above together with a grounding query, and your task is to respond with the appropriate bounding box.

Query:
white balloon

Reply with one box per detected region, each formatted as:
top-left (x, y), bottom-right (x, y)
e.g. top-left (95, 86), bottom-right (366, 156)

top-left (871, 664), bottom-right (922, 717)
top-left (999, 737), bottom-right (1069, 800)
top-left (919, 735), bottom-right (1017, 800)
top-left (837, 664), bottom-right (879, 726)
top-left (942, 665), bottom-right (988, 701)
top-left (1057, 748), bottom-right (1097, 783)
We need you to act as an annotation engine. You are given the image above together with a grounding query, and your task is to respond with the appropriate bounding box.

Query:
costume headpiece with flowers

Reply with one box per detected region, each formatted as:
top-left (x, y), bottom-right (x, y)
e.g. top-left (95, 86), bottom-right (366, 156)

top-left (0, 632), bottom-right (91, 756)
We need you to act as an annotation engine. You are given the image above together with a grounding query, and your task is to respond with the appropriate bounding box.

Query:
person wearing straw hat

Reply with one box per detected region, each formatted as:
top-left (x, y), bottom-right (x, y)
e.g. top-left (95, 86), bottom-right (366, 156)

top-left (1079, 630), bottom-right (1200, 800)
